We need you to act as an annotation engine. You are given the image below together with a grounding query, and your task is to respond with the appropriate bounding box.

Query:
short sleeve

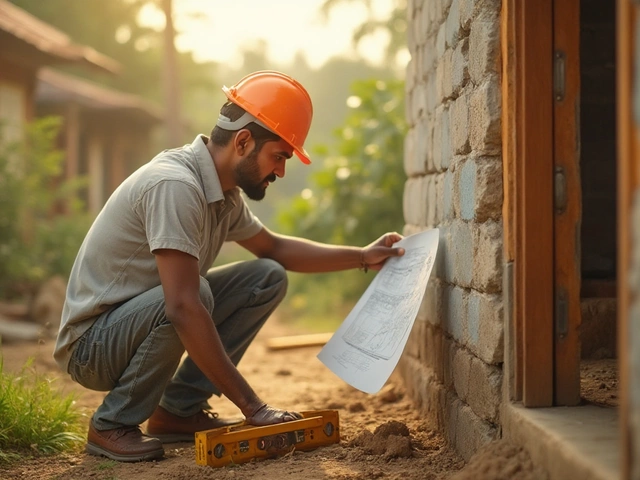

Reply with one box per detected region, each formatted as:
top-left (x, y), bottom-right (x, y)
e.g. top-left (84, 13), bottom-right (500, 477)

top-left (135, 180), bottom-right (205, 259)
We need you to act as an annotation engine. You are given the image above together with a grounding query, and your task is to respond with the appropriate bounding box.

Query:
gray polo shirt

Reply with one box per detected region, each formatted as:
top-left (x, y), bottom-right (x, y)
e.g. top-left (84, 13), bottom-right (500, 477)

top-left (54, 135), bottom-right (263, 371)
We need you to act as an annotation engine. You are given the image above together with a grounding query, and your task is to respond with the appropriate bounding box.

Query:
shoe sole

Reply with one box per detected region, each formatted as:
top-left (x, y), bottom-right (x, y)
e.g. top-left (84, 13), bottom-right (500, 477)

top-left (149, 433), bottom-right (196, 443)
top-left (86, 442), bottom-right (164, 462)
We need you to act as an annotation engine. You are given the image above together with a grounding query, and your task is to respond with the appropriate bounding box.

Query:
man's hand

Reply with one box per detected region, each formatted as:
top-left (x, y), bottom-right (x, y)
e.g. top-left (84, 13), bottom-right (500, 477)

top-left (246, 404), bottom-right (303, 426)
top-left (362, 232), bottom-right (405, 272)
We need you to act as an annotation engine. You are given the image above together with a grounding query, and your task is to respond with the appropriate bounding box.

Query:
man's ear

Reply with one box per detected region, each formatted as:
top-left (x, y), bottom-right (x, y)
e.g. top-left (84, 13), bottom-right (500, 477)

top-left (233, 129), bottom-right (253, 156)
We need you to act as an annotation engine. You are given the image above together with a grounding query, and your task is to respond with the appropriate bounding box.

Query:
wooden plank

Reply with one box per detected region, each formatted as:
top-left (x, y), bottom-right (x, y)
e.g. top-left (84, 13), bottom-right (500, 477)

top-left (265, 333), bottom-right (333, 351)
top-left (513, 0), bottom-right (525, 402)
top-left (0, 315), bottom-right (44, 343)
top-left (552, 0), bottom-right (581, 406)
top-left (501, 0), bottom-right (521, 401)
top-left (520, 0), bottom-right (555, 407)
top-left (616, 1), bottom-right (638, 477)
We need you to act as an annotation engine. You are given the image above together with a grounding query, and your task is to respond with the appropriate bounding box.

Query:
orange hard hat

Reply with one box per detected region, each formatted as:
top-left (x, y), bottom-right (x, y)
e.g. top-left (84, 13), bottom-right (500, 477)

top-left (222, 71), bottom-right (313, 164)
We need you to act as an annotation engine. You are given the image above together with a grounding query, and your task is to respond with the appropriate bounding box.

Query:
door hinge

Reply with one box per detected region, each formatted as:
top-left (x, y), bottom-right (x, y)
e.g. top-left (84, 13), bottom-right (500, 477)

top-left (554, 166), bottom-right (567, 214)
top-left (554, 50), bottom-right (566, 101)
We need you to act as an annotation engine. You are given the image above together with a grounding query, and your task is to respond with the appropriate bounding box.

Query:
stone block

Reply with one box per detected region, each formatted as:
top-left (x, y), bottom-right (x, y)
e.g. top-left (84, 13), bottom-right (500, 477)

top-left (451, 38), bottom-right (469, 96)
top-left (470, 290), bottom-right (504, 364)
top-left (442, 169), bottom-right (454, 221)
top-left (441, 48), bottom-right (453, 101)
top-left (403, 128), bottom-right (416, 177)
top-left (432, 105), bottom-right (444, 173)
top-left (413, 117), bottom-right (430, 175)
top-left (426, 174), bottom-right (438, 226)
top-left (425, 73), bottom-right (437, 114)
top-left (413, 82), bottom-right (429, 123)
top-left (469, 11), bottom-right (500, 83)
top-left (444, 284), bottom-right (467, 341)
top-left (434, 172), bottom-right (445, 225)
top-left (440, 105), bottom-right (451, 171)
top-left (422, 36), bottom-right (436, 77)
top-left (445, 0), bottom-right (461, 49)
top-left (424, 278), bottom-right (444, 327)
top-left (443, 336), bottom-right (455, 389)
top-left (474, 156), bottom-right (503, 221)
top-left (472, 220), bottom-right (503, 293)
top-left (450, 92), bottom-right (470, 155)
top-left (403, 177), bottom-right (422, 226)
top-left (450, 400), bottom-right (498, 461)
top-left (469, 79), bottom-right (501, 154)
top-left (406, 56), bottom-right (416, 93)
top-left (467, 356), bottom-right (502, 423)
top-left (405, 86), bottom-right (415, 126)
top-left (433, 225), bottom-right (450, 280)
top-left (459, 159), bottom-right (476, 221)
top-left (442, 0), bottom-right (454, 16)
top-left (452, 345), bottom-right (472, 402)
top-left (451, 220), bottom-right (474, 287)
top-left (436, 23), bottom-right (446, 58)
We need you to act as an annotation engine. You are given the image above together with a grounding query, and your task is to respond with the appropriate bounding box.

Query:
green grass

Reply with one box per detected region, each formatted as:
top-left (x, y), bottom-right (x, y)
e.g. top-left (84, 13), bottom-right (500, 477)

top-left (0, 357), bottom-right (85, 464)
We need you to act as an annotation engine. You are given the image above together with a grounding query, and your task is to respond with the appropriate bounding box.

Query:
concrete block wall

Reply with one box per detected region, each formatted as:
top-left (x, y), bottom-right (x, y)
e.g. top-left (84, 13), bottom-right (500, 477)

top-left (398, 0), bottom-right (504, 461)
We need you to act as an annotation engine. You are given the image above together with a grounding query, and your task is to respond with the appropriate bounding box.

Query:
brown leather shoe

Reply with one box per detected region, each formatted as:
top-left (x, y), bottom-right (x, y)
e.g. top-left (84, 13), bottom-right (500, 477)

top-left (86, 421), bottom-right (164, 462)
top-left (146, 405), bottom-right (244, 443)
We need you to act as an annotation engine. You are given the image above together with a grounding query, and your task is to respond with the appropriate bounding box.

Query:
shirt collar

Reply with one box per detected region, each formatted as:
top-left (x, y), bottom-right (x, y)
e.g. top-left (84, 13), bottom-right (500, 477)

top-left (191, 134), bottom-right (239, 207)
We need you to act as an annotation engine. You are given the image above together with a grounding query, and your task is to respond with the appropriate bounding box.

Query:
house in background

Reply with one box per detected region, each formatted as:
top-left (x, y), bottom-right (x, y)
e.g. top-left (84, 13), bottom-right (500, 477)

top-left (0, 0), bottom-right (117, 143)
top-left (0, 0), bottom-right (162, 213)
top-left (36, 68), bottom-right (163, 215)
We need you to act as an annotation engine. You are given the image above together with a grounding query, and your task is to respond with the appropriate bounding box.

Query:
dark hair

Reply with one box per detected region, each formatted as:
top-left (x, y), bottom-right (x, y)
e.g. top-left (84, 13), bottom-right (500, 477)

top-left (210, 102), bottom-right (281, 151)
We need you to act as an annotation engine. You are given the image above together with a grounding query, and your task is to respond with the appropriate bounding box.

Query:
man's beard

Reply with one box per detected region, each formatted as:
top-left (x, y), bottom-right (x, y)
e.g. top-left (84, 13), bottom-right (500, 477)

top-left (234, 148), bottom-right (276, 201)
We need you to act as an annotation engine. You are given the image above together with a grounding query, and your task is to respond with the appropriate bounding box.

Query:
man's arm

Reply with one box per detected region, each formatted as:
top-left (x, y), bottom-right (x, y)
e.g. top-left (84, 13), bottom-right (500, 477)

top-left (154, 248), bottom-right (300, 425)
top-left (237, 227), bottom-right (405, 273)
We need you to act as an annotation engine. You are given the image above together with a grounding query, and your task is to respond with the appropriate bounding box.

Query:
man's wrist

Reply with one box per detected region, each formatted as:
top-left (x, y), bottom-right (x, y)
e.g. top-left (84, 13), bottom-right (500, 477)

top-left (359, 248), bottom-right (369, 273)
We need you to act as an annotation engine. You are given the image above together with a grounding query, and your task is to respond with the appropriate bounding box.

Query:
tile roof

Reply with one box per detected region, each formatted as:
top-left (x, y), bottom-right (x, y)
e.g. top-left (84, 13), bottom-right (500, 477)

top-left (36, 68), bottom-right (163, 124)
top-left (0, 0), bottom-right (120, 73)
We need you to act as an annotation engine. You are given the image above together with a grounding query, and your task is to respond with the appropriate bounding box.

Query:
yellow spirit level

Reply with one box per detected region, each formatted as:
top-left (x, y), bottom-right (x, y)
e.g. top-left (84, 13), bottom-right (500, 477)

top-left (195, 410), bottom-right (340, 467)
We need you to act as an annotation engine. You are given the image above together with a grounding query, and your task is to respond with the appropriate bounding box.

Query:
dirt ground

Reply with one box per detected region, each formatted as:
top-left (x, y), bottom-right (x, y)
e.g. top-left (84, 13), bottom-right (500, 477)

top-left (580, 358), bottom-right (618, 408)
top-left (0, 317), bottom-right (549, 480)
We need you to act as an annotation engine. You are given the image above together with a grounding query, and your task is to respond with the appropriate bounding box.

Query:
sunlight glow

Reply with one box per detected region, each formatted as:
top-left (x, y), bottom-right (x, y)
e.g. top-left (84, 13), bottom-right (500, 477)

top-left (138, 0), bottom-right (398, 70)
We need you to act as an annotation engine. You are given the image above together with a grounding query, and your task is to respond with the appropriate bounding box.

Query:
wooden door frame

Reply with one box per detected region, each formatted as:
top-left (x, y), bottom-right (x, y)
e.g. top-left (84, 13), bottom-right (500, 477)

top-left (502, 0), bottom-right (582, 407)
top-left (616, 1), bottom-right (639, 477)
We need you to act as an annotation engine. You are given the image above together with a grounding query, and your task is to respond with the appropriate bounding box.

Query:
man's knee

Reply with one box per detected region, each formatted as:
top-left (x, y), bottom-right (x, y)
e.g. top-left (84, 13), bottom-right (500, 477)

top-left (199, 276), bottom-right (215, 312)
top-left (256, 258), bottom-right (288, 298)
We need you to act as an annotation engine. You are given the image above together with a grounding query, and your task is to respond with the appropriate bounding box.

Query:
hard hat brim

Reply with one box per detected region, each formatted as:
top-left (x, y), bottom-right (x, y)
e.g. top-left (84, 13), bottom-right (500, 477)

top-left (295, 146), bottom-right (311, 165)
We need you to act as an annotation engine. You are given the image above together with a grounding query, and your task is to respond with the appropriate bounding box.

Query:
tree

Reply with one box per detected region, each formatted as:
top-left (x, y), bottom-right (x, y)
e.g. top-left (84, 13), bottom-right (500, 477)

top-left (321, 0), bottom-right (408, 67)
top-left (275, 79), bottom-right (407, 323)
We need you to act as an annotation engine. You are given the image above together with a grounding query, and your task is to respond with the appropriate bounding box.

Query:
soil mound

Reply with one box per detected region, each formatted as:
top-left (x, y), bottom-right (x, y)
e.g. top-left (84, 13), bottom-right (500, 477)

top-left (348, 420), bottom-right (413, 460)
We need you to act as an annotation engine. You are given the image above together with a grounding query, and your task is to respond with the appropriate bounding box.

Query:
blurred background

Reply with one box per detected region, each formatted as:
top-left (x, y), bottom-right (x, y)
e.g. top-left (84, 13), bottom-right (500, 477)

top-left (0, 0), bottom-right (408, 335)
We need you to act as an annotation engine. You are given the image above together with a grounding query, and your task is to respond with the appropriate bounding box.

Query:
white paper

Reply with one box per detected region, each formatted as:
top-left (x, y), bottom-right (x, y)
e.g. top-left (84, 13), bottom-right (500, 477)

top-left (317, 229), bottom-right (439, 393)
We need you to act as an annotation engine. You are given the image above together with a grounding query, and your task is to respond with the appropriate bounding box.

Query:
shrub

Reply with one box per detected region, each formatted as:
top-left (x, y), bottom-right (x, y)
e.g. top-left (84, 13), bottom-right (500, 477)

top-left (0, 358), bottom-right (84, 464)
top-left (0, 117), bottom-right (91, 299)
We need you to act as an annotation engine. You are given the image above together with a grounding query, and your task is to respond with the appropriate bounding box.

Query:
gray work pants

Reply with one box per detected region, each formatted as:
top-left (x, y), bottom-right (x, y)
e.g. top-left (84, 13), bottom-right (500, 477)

top-left (67, 258), bottom-right (287, 431)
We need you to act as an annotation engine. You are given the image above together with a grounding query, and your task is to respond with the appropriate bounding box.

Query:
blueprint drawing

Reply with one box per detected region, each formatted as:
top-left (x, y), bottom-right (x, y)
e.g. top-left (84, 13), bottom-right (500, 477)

top-left (317, 228), bottom-right (439, 393)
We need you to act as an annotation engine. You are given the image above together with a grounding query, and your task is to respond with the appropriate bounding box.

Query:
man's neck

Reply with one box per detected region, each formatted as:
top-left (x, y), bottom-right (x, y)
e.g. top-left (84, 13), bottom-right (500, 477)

top-left (205, 137), bottom-right (236, 192)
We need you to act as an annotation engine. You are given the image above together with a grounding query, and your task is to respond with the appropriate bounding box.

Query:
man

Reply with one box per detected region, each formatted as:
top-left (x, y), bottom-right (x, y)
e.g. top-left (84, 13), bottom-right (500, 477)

top-left (54, 71), bottom-right (404, 462)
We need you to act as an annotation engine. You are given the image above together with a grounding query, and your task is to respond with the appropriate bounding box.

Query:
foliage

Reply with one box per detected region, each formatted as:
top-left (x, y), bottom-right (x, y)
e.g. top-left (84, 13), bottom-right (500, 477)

top-left (0, 118), bottom-right (92, 299)
top-left (321, 0), bottom-right (408, 65)
top-left (275, 79), bottom-right (407, 324)
top-left (0, 358), bottom-right (84, 464)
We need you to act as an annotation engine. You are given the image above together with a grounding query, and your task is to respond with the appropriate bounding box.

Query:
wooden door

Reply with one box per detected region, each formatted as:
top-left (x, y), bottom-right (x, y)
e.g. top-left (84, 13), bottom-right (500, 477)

top-left (502, 0), bottom-right (581, 407)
